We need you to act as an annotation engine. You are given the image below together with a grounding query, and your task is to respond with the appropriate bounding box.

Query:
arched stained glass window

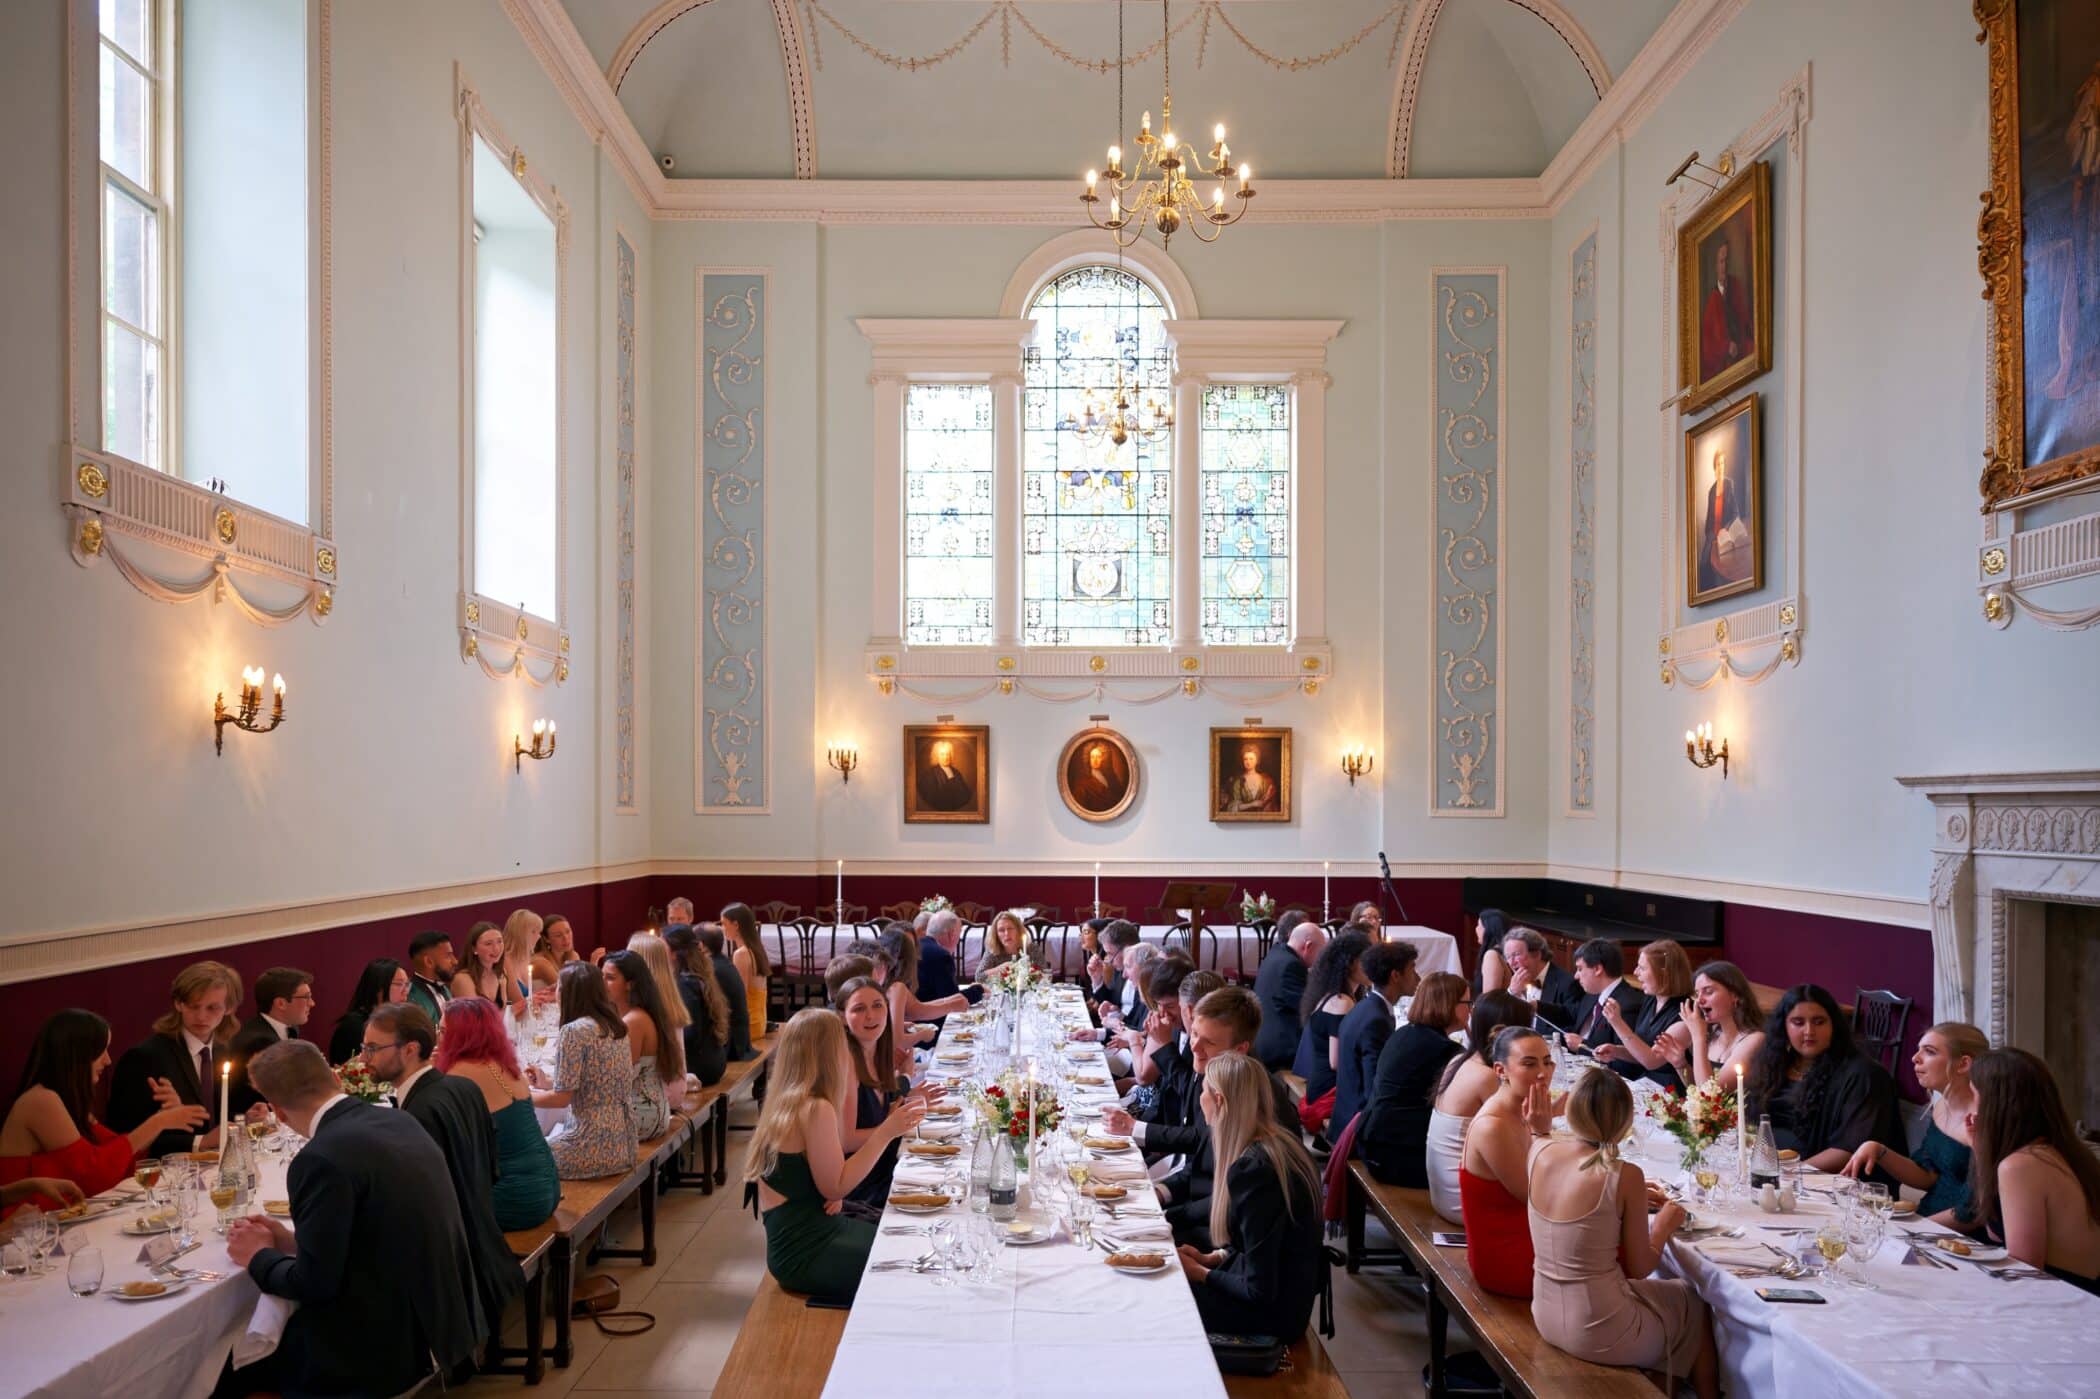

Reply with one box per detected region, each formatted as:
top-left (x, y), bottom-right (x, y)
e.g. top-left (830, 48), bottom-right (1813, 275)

top-left (1199, 384), bottom-right (1292, 645)
top-left (1021, 266), bottom-right (1173, 647)
top-left (902, 382), bottom-right (995, 646)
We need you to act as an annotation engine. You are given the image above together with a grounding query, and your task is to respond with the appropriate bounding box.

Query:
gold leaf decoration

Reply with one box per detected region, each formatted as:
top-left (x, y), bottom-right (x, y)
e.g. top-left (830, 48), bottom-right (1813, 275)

top-left (76, 462), bottom-right (109, 499)
top-left (213, 507), bottom-right (237, 545)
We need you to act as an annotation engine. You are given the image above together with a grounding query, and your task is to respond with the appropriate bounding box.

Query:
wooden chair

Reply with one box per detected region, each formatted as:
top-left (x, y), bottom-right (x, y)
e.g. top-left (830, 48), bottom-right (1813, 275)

top-left (879, 900), bottom-right (922, 921)
top-left (1852, 988), bottom-right (1915, 1078)
top-left (816, 901), bottom-right (868, 927)
top-left (1233, 919), bottom-right (1280, 983)
top-left (756, 899), bottom-right (803, 925)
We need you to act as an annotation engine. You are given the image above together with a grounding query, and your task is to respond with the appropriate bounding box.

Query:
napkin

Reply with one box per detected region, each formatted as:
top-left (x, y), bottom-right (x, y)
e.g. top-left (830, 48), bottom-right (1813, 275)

top-left (1697, 1239), bottom-right (1789, 1269)
top-left (1081, 1159), bottom-right (1151, 1185)
top-left (232, 1295), bottom-right (298, 1369)
top-left (1098, 1217), bottom-right (1172, 1243)
top-left (893, 1162), bottom-right (954, 1188)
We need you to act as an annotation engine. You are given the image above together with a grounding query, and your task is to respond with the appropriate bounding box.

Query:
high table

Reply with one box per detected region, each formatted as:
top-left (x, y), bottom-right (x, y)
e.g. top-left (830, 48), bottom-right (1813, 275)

top-left (821, 985), bottom-right (1228, 1399)
top-left (1613, 1087), bottom-right (2100, 1397)
top-left (4, 1156), bottom-right (294, 1399)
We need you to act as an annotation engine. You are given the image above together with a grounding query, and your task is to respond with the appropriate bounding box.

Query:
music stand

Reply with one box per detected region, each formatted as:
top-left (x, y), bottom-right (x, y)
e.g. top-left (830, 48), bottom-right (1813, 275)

top-left (1158, 881), bottom-right (1236, 930)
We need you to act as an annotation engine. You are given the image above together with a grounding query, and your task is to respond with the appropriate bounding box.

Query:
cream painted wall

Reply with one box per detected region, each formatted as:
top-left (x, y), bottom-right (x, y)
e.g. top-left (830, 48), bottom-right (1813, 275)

top-left (0, 0), bottom-right (647, 946)
top-left (1545, 0), bottom-right (2100, 913)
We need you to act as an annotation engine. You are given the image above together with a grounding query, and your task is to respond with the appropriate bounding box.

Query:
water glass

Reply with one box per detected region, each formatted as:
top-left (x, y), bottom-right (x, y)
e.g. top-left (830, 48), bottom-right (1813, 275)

top-left (18, 1210), bottom-right (55, 1275)
top-left (66, 1246), bottom-right (103, 1297)
top-left (1843, 1205), bottom-right (1886, 1290)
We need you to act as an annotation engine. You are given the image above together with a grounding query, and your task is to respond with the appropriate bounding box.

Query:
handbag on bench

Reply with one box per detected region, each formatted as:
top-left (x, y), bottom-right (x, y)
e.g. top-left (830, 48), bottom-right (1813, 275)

top-left (570, 1274), bottom-right (656, 1337)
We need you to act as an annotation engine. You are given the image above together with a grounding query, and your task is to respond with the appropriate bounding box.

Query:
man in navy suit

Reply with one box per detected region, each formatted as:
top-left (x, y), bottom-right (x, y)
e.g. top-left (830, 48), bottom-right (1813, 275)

top-left (1251, 915), bottom-right (1327, 1069)
top-left (1561, 938), bottom-right (1647, 1071)
top-left (918, 909), bottom-right (963, 1002)
top-left (1332, 941), bottom-right (1420, 1138)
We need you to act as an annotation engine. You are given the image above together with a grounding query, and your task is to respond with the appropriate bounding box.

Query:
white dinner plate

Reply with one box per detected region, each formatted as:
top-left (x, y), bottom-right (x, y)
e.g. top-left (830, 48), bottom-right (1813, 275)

top-left (1924, 1236), bottom-right (2008, 1262)
top-left (119, 1215), bottom-right (182, 1236)
top-left (1001, 1225), bottom-right (1057, 1247)
top-left (890, 1198), bottom-right (953, 1215)
top-left (1104, 1257), bottom-right (1172, 1275)
top-left (109, 1277), bottom-right (193, 1302)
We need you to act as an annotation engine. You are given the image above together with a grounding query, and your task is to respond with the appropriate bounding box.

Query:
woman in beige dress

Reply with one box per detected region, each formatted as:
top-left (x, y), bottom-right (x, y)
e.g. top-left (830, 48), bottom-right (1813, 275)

top-left (1527, 1070), bottom-right (1718, 1399)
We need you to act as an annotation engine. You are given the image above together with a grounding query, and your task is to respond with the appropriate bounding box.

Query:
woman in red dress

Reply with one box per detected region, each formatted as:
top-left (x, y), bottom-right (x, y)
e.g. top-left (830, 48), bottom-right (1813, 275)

top-left (0, 1010), bottom-right (208, 1208)
top-left (1460, 1026), bottom-right (1559, 1298)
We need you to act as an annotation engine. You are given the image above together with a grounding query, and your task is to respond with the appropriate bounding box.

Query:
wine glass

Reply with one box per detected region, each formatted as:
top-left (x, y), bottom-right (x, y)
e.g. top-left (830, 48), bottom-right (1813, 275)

top-left (209, 1182), bottom-right (240, 1234)
top-left (66, 1246), bottom-right (103, 1297)
top-left (1842, 1203), bottom-right (1886, 1291)
top-left (1857, 1182), bottom-right (1891, 1216)
top-left (1813, 1221), bottom-right (1849, 1281)
top-left (133, 1156), bottom-right (164, 1213)
top-left (1691, 1145), bottom-right (1723, 1206)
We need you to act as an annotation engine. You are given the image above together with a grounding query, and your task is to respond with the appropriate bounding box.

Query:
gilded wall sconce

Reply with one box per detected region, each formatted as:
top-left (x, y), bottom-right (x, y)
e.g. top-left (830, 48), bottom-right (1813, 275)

top-left (515, 719), bottom-right (557, 772)
top-left (826, 742), bottom-right (859, 784)
top-left (1340, 745), bottom-right (1376, 787)
top-left (1684, 721), bottom-right (1729, 778)
top-left (215, 667), bottom-right (285, 755)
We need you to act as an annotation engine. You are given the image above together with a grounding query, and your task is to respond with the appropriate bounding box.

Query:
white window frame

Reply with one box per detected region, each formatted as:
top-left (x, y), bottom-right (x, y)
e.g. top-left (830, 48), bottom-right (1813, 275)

top-left (62, 0), bottom-right (337, 621)
top-left (859, 231), bottom-right (1338, 692)
top-left (455, 67), bottom-right (570, 681)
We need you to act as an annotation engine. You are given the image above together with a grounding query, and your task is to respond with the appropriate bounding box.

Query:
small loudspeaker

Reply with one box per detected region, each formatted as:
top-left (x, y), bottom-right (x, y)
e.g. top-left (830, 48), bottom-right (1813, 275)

top-left (659, 153), bottom-right (676, 173)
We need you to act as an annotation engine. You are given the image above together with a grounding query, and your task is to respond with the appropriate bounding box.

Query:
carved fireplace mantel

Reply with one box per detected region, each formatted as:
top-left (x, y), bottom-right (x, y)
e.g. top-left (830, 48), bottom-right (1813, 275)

top-left (1897, 771), bottom-right (2100, 1040)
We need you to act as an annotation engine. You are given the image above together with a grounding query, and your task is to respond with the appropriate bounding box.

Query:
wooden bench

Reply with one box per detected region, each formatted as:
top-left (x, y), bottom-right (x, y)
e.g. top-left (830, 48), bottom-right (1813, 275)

top-left (716, 1274), bottom-right (850, 1399)
top-left (1221, 1333), bottom-right (1348, 1397)
top-left (663, 1031), bottom-right (776, 1195)
top-left (480, 1234), bottom-right (552, 1384)
top-left (1279, 1070), bottom-right (1309, 1105)
top-left (1348, 1162), bottom-right (1664, 1398)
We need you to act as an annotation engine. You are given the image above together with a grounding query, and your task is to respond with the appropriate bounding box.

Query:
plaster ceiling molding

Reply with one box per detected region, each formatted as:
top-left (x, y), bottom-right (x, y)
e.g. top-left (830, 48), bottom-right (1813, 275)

top-left (1388, 0), bottom-right (1617, 179)
top-left (598, 0), bottom-right (813, 178)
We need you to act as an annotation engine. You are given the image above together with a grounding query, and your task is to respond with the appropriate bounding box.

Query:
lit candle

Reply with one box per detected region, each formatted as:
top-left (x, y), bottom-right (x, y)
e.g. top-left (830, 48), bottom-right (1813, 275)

top-left (1734, 1062), bottom-right (1747, 1178)
top-left (836, 859), bottom-right (844, 929)
top-left (1085, 169), bottom-right (1098, 194)
top-left (1093, 862), bottom-right (1101, 915)
top-left (1323, 861), bottom-right (1331, 923)
top-left (271, 672), bottom-right (285, 720)
top-left (220, 1059), bottom-right (230, 1135)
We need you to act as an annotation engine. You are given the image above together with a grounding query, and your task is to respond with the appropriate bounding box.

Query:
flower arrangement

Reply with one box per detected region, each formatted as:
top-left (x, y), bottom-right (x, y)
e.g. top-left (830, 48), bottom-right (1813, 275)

top-left (970, 1072), bottom-right (1062, 1140)
top-left (919, 894), bottom-right (953, 915)
top-left (1240, 889), bottom-right (1278, 922)
top-left (335, 1056), bottom-right (388, 1104)
top-left (980, 956), bottom-right (1044, 998)
top-left (1644, 1075), bottom-right (1739, 1156)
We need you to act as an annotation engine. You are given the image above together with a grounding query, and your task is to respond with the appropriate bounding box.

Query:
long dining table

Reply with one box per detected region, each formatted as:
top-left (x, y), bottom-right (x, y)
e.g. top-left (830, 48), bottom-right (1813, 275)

top-left (820, 983), bottom-right (1229, 1399)
top-left (4, 1153), bottom-right (296, 1399)
top-left (1611, 1077), bottom-right (2100, 1397)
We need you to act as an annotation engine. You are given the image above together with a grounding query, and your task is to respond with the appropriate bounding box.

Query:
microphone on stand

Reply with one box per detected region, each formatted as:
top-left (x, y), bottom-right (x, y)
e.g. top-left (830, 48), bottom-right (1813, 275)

top-left (1376, 851), bottom-right (1412, 926)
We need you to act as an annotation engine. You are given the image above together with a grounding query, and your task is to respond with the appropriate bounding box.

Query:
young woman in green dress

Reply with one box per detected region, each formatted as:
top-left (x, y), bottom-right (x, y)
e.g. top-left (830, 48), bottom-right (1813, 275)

top-left (743, 1008), bottom-right (925, 1298)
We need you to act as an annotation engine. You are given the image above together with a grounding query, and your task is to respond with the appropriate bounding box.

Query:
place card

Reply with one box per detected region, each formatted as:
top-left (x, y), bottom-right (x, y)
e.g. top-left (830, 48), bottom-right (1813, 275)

top-left (136, 1235), bottom-right (181, 1267)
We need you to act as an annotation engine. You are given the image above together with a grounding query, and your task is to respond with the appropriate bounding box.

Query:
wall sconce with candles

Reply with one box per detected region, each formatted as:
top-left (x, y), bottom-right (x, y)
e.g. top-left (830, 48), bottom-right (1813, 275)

top-left (1340, 745), bottom-right (1375, 786)
top-left (1685, 722), bottom-right (1729, 778)
top-left (826, 741), bottom-right (859, 784)
top-left (214, 667), bottom-right (285, 754)
top-left (515, 719), bottom-right (557, 772)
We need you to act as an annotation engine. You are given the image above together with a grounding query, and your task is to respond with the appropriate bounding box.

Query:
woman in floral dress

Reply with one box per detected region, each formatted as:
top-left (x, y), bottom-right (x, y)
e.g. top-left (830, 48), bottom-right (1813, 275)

top-left (526, 962), bottom-right (636, 1179)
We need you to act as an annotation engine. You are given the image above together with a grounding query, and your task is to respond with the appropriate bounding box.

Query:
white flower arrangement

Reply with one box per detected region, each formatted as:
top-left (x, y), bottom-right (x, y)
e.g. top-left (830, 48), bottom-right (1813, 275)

top-left (980, 956), bottom-right (1043, 997)
top-left (919, 894), bottom-right (953, 914)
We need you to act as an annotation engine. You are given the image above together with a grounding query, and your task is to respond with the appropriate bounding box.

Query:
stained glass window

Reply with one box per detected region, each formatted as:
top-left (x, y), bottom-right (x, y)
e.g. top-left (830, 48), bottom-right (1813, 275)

top-left (903, 382), bottom-right (995, 645)
top-left (1022, 267), bottom-right (1173, 647)
top-left (1199, 384), bottom-right (1292, 645)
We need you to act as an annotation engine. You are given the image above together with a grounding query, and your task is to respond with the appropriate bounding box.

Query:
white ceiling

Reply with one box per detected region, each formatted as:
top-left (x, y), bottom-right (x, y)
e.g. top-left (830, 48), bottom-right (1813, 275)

top-left (560, 0), bottom-right (1683, 181)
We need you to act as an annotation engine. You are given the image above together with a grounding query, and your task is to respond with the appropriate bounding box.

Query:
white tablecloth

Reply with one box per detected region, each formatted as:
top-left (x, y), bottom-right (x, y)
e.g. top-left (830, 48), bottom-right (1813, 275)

top-left (821, 988), bottom-right (1228, 1399)
top-left (1616, 1102), bottom-right (2100, 1396)
top-left (767, 922), bottom-right (1462, 982)
top-left (4, 1157), bottom-right (294, 1399)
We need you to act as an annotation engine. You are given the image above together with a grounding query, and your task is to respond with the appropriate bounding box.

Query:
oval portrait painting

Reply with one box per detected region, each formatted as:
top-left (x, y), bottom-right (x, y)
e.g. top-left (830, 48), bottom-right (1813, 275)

top-left (1057, 728), bottom-right (1139, 823)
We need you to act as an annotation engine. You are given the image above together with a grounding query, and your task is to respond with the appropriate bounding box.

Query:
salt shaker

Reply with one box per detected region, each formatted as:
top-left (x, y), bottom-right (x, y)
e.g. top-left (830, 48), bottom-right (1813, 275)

top-left (1759, 1182), bottom-right (1780, 1213)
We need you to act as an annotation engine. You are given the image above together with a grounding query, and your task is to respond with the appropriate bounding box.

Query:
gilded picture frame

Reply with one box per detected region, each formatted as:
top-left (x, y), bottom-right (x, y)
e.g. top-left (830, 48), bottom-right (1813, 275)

top-left (1683, 392), bottom-right (1764, 609)
top-left (1209, 727), bottom-right (1292, 824)
top-left (1056, 727), bottom-right (1140, 823)
top-left (1676, 161), bottom-right (1773, 416)
top-left (903, 724), bottom-right (990, 824)
top-left (1974, 0), bottom-right (2100, 509)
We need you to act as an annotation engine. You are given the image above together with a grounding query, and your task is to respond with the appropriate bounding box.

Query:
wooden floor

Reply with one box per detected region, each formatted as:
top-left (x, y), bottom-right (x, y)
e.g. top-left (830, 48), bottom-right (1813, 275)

top-left (457, 1107), bottom-right (1434, 1398)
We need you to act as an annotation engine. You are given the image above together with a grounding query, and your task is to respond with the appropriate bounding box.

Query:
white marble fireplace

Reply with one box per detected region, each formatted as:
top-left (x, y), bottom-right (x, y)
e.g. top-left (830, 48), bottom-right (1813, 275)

top-left (1899, 772), bottom-right (2100, 1068)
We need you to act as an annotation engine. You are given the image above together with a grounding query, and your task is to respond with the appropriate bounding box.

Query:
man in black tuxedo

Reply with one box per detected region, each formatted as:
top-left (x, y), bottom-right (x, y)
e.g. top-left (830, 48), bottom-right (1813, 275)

top-left (220, 1040), bottom-right (481, 1399)
top-left (918, 909), bottom-right (963, 1002)
top-left (1560, 938), bottom-right (1647, 1071)
top-left (1501, 928), bottom-right (1584, 1031)
top-left (1140, 988), bottom-right (1299, 1246)
top-left (363, 1004), bottom-right (524, 1339)
top-left (1251, 915), bottom-right (1327, 1069)
top-left (405, 930), bottom-right (459, 1023)
top-left (106, 960), bottom-right (245, 1158)
top-left (229, 967), bottom-right (316, 1117)
top-left (1332, 941), bottom-right (1420, 1138)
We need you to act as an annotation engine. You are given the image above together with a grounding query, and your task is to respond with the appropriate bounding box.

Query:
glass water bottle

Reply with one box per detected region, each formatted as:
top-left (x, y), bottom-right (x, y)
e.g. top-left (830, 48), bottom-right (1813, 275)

top-left (1749, 1114), bottom-right (1781, 1190)
top-left (988, 1135), bottom-right (1019, 1221)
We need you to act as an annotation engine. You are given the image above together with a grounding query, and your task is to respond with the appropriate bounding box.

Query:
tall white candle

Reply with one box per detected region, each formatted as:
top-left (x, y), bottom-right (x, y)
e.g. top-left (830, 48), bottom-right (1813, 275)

top-left (1026, 1064), bottom-right (1038, 1207)
top-left (835, 859), bottom-right (844, 928)
top-left (1734, 1062), bottom-right (1746, 1178)
top-left (1323, 861), bottom-right (1331, 923)
top-left (1093, 862), bottom-right (1101, 915)
top-left (219, 1059), bottom-right (230, 1134)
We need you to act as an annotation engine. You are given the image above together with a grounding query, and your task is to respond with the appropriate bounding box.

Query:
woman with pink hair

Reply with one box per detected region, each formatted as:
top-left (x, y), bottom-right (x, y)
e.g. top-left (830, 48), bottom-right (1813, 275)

top-left (436, 997), bottom-right (558, 1230)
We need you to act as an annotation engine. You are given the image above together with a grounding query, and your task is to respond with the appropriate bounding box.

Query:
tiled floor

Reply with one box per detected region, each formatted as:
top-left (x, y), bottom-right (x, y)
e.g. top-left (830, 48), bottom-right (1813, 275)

top-left (458, 1119), bottom-right (1435, 1398)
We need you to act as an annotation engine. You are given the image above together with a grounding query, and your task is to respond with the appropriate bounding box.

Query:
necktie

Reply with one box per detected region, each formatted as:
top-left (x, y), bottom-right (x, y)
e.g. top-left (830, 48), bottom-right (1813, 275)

top-left (287, 1027), bottom-right (298, 1042)
top-left (198, 1047), bottom-right (213, 1115)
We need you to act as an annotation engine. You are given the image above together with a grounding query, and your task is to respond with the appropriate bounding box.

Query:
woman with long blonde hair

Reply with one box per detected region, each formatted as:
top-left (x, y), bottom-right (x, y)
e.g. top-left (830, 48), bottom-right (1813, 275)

top-left (1842, 1021), bottom-right (1987, 1224)
top-left (626, 932), bottom-right (693, 1035)
top-left (1527, 1070), bottom-right (1717, 1398)
top-left (499, 908), bottom-right (546, 1023)
top-left (975, 910), bottom-right (1043, 979)
top-left (744, 1009), bottom-right (923, 1298)
top-left (1174, 1052), bottom-right (1324, 1344)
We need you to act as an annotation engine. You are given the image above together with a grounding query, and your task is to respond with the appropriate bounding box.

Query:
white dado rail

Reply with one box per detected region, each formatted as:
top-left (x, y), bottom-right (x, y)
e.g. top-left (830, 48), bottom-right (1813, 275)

top-left (1898, 770), bottom-right (2100, 1044)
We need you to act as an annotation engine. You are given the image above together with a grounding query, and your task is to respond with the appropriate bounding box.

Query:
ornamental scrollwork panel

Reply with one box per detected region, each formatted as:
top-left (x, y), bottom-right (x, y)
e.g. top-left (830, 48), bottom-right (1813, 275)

top-left (1970, 804), bottom-right (2100, 856)
top-left (1568, 234), bottom-right (1598, 814)
top-left (615, 232), bottom-right (640, 812)
top-left (1432, 270), bottom-right (1503, 816)
top-left (699, 272), bottom-right (767, 811)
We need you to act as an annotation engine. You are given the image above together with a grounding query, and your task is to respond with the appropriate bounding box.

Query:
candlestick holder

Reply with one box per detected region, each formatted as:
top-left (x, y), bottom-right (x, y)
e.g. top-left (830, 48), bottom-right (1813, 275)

top-left (826, 743), bottom-right (859, 783)
top-left (1684, 722), bottom-right (1728, 778)
top-left (214, 667), bottom-right (286, 754)
top-left (1340, 745), bottom-right (1375, 786)
top-left (515, 719), bottom-right (557, 771)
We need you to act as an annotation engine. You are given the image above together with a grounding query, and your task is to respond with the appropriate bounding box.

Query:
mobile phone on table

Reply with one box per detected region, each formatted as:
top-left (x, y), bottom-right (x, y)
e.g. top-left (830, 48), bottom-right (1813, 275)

top-left (1431, 1231), bottom-right (1467, 1248)
top-left (1755, 1287), bottom-right (1826, 1304)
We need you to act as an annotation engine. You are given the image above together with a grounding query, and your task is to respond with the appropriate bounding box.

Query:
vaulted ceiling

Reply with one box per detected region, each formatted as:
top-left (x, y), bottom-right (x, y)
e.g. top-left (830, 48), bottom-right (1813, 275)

top-left (557, 0), bottom-right (1682, 182)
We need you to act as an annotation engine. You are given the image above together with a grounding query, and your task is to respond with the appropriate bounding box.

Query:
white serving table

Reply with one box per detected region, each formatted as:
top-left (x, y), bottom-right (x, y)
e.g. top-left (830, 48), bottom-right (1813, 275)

top-left (4, 1156), bottom-right (293, 1399)
top-left (821, 986), bottom-right (1228, 1399)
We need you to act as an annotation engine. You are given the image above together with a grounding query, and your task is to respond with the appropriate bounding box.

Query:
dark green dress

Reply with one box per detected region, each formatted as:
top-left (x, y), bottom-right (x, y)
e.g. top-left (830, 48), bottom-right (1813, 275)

top-left (489, 1097), bottom-right (561, 1231)
top-left (762, 1151), bottom-right (875, 1298)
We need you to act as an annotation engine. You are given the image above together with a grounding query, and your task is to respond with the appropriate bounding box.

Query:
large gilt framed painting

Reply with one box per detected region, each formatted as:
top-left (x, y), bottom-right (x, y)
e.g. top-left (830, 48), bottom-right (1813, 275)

top-left (1683, 392), bottom-right (1763, 608)
top-left (1209, 727), bottom-right (1291, 824)
top-left (1057, 727), bottom-right (1139, 823)
top-left (1676, 161), bottom-right (1772, 416)
top-left (1976, 0), bottom-right (2100, 507)
top-left (903, 724), bottom-right (989, 824)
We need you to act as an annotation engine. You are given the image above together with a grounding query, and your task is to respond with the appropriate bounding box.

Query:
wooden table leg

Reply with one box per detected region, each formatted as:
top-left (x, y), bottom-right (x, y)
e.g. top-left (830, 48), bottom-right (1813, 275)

top-left (640, 1172), bottom-right (659, 1268)
top-left (551, 1239), bottom-right (574, 1368)
top-left (1426, 1283), bottom-right (1448, 1398)
top-left (524, 1261), bottom-right (545, 1384)
top-left (1345, 1173), bottom-right (1366, 1274)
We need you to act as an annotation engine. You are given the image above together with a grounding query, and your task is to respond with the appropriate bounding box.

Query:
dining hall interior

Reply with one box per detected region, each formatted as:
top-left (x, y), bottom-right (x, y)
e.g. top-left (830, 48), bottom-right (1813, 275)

top-left (4, 0), bottom-right (2100, 1395)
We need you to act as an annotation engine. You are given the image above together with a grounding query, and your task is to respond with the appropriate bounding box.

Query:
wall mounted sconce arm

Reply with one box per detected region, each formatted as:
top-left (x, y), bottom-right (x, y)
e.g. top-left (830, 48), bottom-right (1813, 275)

top-left (1684, 722), bottom-right (1729, 779)
top-left (1340, 746), bottom-right (1375, 787)
top-left (515, 719), bottom-right (557, 772)
top-left (827, 743), bottom-right (859, 784)
top-left (215, 667), bottom-right (285, 755)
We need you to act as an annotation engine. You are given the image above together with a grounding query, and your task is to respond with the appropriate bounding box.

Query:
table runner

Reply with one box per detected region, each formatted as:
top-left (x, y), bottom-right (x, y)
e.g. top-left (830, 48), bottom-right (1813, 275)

top-left (821, 986), bottom-right (1229, 1399)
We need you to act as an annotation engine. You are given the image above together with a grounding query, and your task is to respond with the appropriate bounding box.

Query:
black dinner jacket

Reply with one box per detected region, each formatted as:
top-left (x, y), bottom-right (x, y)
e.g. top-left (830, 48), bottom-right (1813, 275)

top-left (1528, 963), bottom-right (1587, 1031)
top-left (229, 1014), bottom-right (294, 1117)
top-left (1566, 978), bottom-right (1646, 1055)
top-left (1161, 1068), bottom-right (1299, 1242)
top-left (246, 1098), bottom-right (482, 1395)
top-left (1250, 945), bottom-right (1309, 1070)
top-left (1331, 993), bottom-right (1395, 1137)
top-left (1197, 1146), bottom-right (1324, 1343)
top-left (398, 1070), bottom-right (526, 1338)
top-left (105, 1030), bottom-right (219, 1158)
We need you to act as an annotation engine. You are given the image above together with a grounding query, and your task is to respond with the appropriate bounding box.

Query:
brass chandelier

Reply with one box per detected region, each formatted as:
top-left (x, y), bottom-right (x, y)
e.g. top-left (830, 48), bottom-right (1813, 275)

top-left (1080, 0), bottom-right (1254, 248)
top-left (1065, 353), bottom-right (1171, 448)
